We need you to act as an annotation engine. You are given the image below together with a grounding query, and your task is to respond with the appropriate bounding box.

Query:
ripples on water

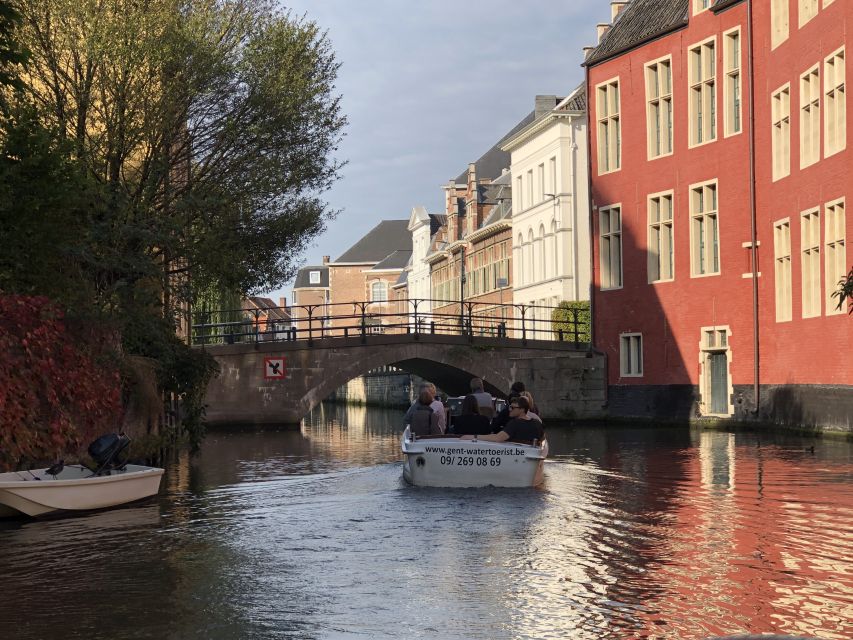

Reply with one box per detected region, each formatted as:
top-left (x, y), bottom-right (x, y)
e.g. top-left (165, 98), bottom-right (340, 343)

top-left (1, 403), bottom-right (851, 640)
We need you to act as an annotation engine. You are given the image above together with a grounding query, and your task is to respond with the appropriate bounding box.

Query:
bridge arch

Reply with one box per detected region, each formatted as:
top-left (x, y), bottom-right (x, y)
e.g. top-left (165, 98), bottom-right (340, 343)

top-left (201, 334), bottom-right (604, 425)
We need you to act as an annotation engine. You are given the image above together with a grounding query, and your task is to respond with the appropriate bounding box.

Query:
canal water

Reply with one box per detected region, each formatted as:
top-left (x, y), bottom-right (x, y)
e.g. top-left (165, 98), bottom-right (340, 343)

top-left (1, 404), bottom-right (852, 640)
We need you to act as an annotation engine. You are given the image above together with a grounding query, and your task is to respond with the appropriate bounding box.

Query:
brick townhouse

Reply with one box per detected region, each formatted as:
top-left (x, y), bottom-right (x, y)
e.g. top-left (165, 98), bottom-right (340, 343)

top-left (585, 0), bottom-right (850, 428)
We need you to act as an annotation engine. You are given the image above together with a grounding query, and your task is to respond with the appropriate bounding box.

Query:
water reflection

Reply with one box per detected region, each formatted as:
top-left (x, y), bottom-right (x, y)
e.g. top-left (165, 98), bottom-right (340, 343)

top-left (0, 405), bottom-right (851, 640)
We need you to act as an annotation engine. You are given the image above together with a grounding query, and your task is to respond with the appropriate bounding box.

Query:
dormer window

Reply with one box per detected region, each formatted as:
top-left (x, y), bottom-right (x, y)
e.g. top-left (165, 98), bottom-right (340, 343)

top-left (309, 270), bottom-right (321, 284)
top-left (694, 0), bottom-right (711, 14)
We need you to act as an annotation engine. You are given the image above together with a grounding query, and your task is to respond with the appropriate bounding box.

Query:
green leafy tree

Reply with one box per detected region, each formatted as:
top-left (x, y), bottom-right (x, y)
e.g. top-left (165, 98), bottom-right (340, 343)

top-left (833, 268), bottom-right (853, 314)
top-left (551, 300), bottom-right (591, 343)
top-left (18, 0), bottom-right (346, 313)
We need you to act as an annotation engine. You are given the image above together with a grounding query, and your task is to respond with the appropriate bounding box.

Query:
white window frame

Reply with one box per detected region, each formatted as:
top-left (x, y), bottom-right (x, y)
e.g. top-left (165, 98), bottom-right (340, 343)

top-left (798, 0), bottom-right (819, 27)
top-left (771, 0), bottom-right (789, 49)
top-left (599, 204), bottom-right (623, 291)
top-left (800, 207), bottom-right (821, 318)
top-left (645, 55), bottom-right (674, 159)
top-left (824, 47), bottom-right (846, 158)
top-left (799, 64), bottom-right (821, 169)
top-left (689, 180), bottom-right (721, 278)
top-left (773, 218), bottom-right (792, 322)
top-left (596, 77), bottom-right (621, 174)
top-left (619, 333), bottom-right (643, 377)
top-left (688, 36), bottom-right (717, 148)
top-left (723, 27), bottom-right (742, 137)
top-left (648, 190), bottom-right (675, 283)
top-left (771, 83), bottom-right (791, 181)
top-left (309, 270), bottom-right (321, 285)
top-left (825, 198), bottom-right (846, 316)
top-left (693, 0), bottom-right (712, 15)
top-left (371, 280), bottom-right (388, 303)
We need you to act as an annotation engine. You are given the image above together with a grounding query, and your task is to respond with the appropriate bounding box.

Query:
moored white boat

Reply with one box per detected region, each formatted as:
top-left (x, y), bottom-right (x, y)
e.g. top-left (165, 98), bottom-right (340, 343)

top-left (0, 464), bottom-right (164, 517)
top-left (401, 426), bottom-right (547, 488)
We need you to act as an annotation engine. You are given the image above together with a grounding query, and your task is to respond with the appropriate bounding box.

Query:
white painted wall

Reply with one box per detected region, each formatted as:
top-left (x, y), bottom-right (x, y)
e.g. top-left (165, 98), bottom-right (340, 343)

top-left (408, 206), bottom-right (434, 314)
top-left (508, 109), bottom-right (591, 323)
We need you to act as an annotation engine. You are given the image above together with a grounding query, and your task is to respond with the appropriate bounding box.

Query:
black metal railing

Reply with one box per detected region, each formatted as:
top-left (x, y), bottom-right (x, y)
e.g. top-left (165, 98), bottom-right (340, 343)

top-left (190, 298), bottom-right (590, 348)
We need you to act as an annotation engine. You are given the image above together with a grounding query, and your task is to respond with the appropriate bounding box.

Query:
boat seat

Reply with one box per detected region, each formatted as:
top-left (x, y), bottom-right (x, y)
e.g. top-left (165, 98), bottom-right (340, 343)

top-left (410, 434), bottom-right (460, 439)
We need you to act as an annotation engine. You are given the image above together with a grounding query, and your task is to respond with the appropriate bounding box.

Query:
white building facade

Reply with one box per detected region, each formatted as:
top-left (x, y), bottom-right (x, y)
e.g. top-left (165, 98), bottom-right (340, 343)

top-left (501, 87), bottom-right (591, 325)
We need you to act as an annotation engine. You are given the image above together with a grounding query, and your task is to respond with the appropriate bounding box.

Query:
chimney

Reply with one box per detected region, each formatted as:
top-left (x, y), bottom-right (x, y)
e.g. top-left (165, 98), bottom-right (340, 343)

top-left (611, 1), bottom-right (628, 21)
top-left (535, 95), bottom-right (558, 118)
top-left (322, 255), bottom-right (330, 265)
top-left (279, 296), bottom-right (287, 308)
top-left (597, 23), bottom-right (611, 43)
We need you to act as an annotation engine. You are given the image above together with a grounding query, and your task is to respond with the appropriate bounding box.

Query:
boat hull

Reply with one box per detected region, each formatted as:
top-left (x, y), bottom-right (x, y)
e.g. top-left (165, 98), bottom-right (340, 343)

top-left (401, 427), bottom-right (546, 488)
top-left (0, 464), bottom-right (164, 517)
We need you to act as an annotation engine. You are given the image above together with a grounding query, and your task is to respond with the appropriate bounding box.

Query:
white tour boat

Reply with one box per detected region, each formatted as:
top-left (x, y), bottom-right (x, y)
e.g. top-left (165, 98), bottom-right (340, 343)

top-left (0, 464), bottom-right (165, 517)
top-left (401, 426), bottom-right (547, 488)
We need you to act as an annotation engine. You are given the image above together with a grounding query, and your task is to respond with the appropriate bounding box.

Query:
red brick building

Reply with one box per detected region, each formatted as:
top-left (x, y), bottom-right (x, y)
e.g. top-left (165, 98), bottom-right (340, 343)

top-left (586, 0), bottom-right (850, 428)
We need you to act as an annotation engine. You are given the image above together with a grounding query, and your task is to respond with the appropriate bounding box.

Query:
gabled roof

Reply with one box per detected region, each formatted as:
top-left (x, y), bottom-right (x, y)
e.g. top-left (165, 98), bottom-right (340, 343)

top-left (246, 296), bottom-right (291, 321)
top-left (293, 265), bottom-right (329, 289)
top-left (557, 82), bottom-right (586, 112)
top-left (584, 0), bottom-right (689, 67)
top-left (453, 110), bottom-right (538, 184)
top-left (370, 249), bottom-right (413, 271)
top-left (428, 213), bottom-right (445, 235)
top-left (334, 220), bottom-right (411, 263)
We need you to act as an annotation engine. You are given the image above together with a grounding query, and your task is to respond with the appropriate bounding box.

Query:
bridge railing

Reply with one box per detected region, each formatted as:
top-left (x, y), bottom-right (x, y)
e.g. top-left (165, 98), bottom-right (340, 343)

top-left (190, 298), bottom-right (591, 348)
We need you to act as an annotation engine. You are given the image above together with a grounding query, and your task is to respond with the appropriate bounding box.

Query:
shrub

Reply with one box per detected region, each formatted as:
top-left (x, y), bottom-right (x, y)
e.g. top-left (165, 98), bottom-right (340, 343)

top-left (551, 300), bottom-right (591, 343)
top-left (0, 294), bottom-right (122, 470)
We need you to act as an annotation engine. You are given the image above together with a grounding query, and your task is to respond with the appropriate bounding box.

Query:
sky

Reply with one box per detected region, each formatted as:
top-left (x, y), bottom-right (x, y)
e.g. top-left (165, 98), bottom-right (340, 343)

top-left (266, 0), bottom-right (609, 303)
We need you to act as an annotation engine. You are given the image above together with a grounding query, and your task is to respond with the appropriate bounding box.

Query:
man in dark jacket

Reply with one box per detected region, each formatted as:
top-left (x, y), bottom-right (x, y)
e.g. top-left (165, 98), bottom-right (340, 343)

top-left (490, 381), bottom-right (525, 432)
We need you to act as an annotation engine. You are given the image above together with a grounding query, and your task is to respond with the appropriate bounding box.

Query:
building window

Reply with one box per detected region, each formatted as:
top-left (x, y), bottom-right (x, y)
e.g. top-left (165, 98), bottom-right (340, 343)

top-left (690, 182), bottom-right (720, 276)
top-left (645, 57), bottom-right (673, 158)
top-left (516, 175), bottom-right (523, 210)
top-left (723, 29), bottom-right (742, 136)
top-left (825, 199), bottom-right (846, 315)
top-left (799, 0), bottom-right (818, 27)
top-left (549, 156), bottom-right (557, 194)
top-left (771, 0), bottom-right (789, 49)
top-left (599, 205), bottom-right (623, 290)
top-left (527, 169), bottom-right (533, 208)
top-left (596, 78), bottom-right (621, 173)
top-left (371, 281), bottom-right (388, 303)
top-left (774, 219), bottom-right (792, 322)
top-left (801, 208), bottom-right (821, 317)
top-left (309, 270), bottom-right (321, 284)
top-left (800, 65), bottom-right (821, 168)
top-left (689, 38), bottom-right (717, 146)
top-left (620, 333), bottom-right (643, 377)
top-left (772, 85), bottom-right (791, 180)
top-left (537, 163), bottom-right (545, 202)
top-left (694, 0), bottom-right (711, 14)
top-left (648, 192), bottom-right (674, 282)
top-left (824, 48), bottom-right (846, 157)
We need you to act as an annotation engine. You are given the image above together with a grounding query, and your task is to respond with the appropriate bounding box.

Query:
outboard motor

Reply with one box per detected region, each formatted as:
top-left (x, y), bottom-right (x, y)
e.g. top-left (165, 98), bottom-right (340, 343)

top-left (87, 433), bottom-right (131, 475)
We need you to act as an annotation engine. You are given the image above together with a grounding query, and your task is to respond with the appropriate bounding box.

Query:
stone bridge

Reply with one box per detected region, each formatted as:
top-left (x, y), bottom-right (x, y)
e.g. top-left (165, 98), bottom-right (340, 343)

top-left (200, 333), bottom-right (606, 425)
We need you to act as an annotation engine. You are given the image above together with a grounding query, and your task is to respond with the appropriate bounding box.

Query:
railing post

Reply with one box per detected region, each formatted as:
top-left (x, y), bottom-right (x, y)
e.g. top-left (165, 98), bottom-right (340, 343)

top-left (430, 321), bottom-right (435, 335)
top-left (360, 303), bottom-right (367, 343)
top-left (307, 306), bottom-right (314, 347)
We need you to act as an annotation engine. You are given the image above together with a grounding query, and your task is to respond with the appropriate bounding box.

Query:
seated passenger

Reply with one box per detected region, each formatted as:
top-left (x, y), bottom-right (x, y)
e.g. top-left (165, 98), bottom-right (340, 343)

top-left (461, 396), bottom-right (544, 443)
top-left (469, 377), bottom-right (495, 420)
top-left (520, 391), bottom-right (542, 423)
top-left (491, 381), bottom-right (526, 432)
top-left (409, 389), bottom-right (442, 437)
top-left (403, 382), bottom-right (447, 433)
top-left (451, 394), bottom-right (493, 436)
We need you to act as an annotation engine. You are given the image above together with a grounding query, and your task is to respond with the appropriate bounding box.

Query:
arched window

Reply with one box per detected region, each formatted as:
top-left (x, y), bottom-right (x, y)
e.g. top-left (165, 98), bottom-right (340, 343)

top-left (516, 233), bottom-right (524, 285)
top-left (538, 224), bottom-right (546, 282)
top-left (371, 281), bottom-right (388, 302)
top-left (551, 219), bottom-right (559, 278)
top-left (527, 229), bottom-right (535, 285)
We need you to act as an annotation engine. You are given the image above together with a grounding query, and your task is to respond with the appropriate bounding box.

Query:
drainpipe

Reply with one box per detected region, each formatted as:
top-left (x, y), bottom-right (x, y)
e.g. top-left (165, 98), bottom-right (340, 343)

top-left (747, 0), bottom-right (760, 415)
top-left (584, 62), bottom-right (596, 351)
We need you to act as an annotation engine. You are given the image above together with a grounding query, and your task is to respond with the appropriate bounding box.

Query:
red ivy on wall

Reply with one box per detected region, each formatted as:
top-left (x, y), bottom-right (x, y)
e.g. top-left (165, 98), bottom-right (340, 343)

top-left (0, 295), bottom-right (123, 470)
